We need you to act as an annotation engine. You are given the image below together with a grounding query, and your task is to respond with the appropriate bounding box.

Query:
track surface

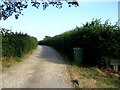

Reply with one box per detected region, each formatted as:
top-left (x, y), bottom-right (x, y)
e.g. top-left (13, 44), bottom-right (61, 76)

top-left (1, 46), bottom-right (72, 88)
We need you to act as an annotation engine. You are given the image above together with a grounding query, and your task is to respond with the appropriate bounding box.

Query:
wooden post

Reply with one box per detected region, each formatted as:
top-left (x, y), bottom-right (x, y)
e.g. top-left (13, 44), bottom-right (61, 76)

top-left (111, 59), bottom-right (119, 72)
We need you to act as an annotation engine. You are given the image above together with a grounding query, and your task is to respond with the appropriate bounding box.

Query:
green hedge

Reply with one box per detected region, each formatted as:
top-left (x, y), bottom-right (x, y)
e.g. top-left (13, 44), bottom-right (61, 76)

top-left (39, 19), bottom-right (120, 66)
top-left (1, 28), bottom-right (38, 59)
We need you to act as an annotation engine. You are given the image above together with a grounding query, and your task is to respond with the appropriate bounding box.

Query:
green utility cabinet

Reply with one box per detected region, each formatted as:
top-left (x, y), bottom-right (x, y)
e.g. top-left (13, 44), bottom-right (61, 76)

top-left (73, 48), bottom-right (83, 65)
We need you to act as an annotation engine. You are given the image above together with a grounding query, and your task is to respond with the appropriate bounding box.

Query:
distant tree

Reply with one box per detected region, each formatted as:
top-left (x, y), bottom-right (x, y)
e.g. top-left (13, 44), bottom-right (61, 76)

top-left (44, 35), bottom-right (51, 40)
top-left (0, 0), bottom-right (79, 20)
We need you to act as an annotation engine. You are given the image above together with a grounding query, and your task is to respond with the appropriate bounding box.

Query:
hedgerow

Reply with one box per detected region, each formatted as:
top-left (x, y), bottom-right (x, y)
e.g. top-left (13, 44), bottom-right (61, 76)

top-left (39, 19), bottom-right (120, 66)
top-left (1, 28), bottom-right (38, 61)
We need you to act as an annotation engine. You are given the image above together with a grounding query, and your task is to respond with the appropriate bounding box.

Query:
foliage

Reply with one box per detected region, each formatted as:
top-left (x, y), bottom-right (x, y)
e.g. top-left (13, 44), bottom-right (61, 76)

top-left (1, 27), bottom-right (38, 60)
top-left (0, 0), bottom-right (79, 20)
top-left (39, 19), bottom-right (120, 66)
top-left (43, 36), bottom-right (51, 40)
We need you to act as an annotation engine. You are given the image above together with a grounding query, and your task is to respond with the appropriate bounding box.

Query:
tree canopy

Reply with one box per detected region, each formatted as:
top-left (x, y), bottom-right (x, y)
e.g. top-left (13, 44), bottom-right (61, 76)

top-left (0, 0), bottom-right (79, 20)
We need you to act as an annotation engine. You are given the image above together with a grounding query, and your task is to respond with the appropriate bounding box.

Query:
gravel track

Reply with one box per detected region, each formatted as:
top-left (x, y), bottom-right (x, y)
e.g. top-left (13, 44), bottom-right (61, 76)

top-left (1, 46), bottom-right (73, 88)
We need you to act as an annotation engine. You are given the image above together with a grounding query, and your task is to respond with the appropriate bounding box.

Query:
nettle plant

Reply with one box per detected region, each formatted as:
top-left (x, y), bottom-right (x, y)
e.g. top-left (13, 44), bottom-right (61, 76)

top-left (0, 0), bottom-right (79, 20)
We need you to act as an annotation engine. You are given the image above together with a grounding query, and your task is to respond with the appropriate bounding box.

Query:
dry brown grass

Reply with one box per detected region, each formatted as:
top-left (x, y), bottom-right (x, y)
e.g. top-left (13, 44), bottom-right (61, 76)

top-left (68, 64), bottom-right (120, 88)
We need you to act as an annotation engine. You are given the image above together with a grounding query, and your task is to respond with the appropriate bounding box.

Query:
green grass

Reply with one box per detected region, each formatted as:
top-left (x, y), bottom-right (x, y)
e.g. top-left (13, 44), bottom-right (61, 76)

top-left (2, 57), bottom-right (17, 70)
top-left (2, 48), bottom-right (36, 71)
top-left (68, 63), bottom-right (120, 88)
top-left (97, 74), bottom-right (120, 88)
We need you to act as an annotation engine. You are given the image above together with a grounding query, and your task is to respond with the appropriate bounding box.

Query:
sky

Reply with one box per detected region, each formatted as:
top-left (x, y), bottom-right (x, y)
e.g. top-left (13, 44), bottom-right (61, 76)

top-left (0, 0), bottom-right (119, 40)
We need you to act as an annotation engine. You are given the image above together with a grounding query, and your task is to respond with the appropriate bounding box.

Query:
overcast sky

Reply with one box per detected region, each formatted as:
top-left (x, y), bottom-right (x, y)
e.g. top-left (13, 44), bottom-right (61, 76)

top-left (0, 1), bottom-right (119, 40)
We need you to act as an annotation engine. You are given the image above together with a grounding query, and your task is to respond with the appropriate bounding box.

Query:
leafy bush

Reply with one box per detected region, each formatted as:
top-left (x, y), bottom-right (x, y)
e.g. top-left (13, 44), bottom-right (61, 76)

top-left (1, 28), bottom-right (38, 60)
top-left (39, 19), bottom-right (120, 66)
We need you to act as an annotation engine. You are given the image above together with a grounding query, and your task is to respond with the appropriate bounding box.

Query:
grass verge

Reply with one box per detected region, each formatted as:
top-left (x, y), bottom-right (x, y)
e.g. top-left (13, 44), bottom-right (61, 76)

top-left (68, 63), bottom-right (120, 88)
top-left (2, 47), bottom-right (37, 71)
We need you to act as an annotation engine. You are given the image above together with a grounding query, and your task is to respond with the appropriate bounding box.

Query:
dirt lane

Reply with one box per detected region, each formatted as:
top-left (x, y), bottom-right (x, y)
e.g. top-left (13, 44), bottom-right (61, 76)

top-left (1, 46), bottom-right (72, 88)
